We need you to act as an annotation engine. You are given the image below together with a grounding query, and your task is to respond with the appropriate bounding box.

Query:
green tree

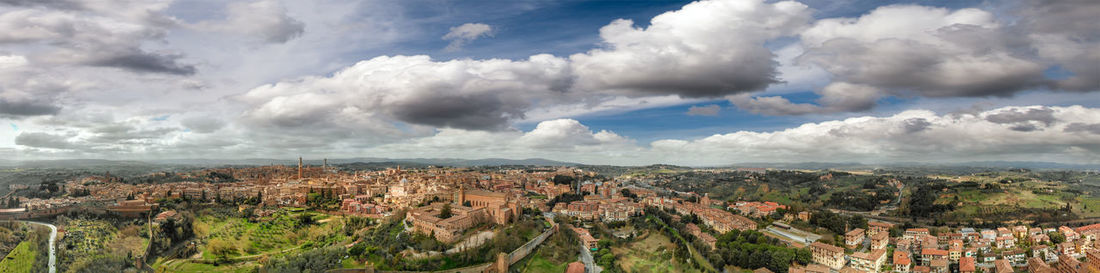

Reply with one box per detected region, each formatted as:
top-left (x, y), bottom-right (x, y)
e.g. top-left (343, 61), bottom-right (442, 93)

top-left (208, 238), bottom-right (237, 264)
top-left (439, 203), bottom-right (453, 219)
top-left (1050, 232), bottom-right (1067, 244)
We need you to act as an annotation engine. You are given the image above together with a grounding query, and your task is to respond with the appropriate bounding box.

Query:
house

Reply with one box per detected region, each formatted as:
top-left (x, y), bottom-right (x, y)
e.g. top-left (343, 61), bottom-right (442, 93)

top-left (920, 248), bottom-right (948, 266)
top-left (790, 264), bottom-right (831, 273)
top-left (840, 267), bottom-right (868, 273)
top-left (929, 258), bottom-right (948, 273)
top-left (1002, 250), bottom-right (1026, 266)
top-left (893, 251), bottom-right (911, 273)
top-left (959, 257), bottom-right (976, 273)
top-left (1033, 245), bottom-right (1051, 261)
top-left (1060, 241), bottom-right (1078, 256)
top-left (993, 259), bottom-right (1012, 273)
top-left (871, 232), bottom-right (889, 250)
top-left (566, 262), bottom-right (585, 273)
top-left (995, 235), bottom-right (1015, 249)
top-left (573, 227), bottom-right (599, 250)
top-left (868, 221), bottom-right (894, 237)
top-left (946, 245), bottom-right (963, 261)
top-left (980, 252), bottom-right (997, 264)
top-left (847, 228), bottom-right (867, 248)
top-left (811, 242), bottom-right (847, 270)
top-left (905, 228), bottom-right (930, 240)
top-left (849, 250), bottom-right (887, 273)
top-left (1027, 257), bottom-right (1053, 273)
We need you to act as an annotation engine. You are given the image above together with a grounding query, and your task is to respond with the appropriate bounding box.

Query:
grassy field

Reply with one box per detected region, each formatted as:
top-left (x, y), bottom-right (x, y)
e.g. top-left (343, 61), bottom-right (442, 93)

top-left (195, 209), bottom-right (345, 260)
top-left (612, 231), bottom-right (702, 273)
top-left (1075, 197), bottom-right (1100, 217)
top-left (0, 241), bottom-right (36, 273)
top-left (155, 259), bottom-right (259, 273)
top-left (60, 219), bottom-right (118, 266)
top-left (518, 252), bottom-right (569, 273)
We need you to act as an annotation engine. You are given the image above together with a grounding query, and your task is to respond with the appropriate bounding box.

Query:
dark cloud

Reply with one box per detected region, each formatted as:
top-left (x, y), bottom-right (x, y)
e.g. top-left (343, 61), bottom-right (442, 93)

top-left (87, 124), bottom-right (175, 143)
top-left (85, 51), bottom-right (196, 75)
top-left (800, 37), bottom-right (1046, 98)
top-left (181, 117), bottom-right (226, 134)
top-left (1009, 124), bottom-right (1040, 132)
top-left (1015, 0), bottom-right (1100, 92)
top-left (14, 132), bottom-right (73, 149)
top-left (389, 93), bottom-right (525, 131)
top-left (1065, 123), bottom-right (1100, 134)
top-left (984, 107), bottom-right (1057, 125)
top-left (902, 118), bottom-right (932, 133)
top-left (728, 82), bottom-right (881, 116)
top-left (686, 105), bottom-right (721, 116)
top-left (0, 0), bottom-right (82, 10)
top-left (0, 99), bottom-right (61, 117)
top-left (258, 18), bottom-right (304, 44)
top-left (729, 95), bottom-right (822, 116)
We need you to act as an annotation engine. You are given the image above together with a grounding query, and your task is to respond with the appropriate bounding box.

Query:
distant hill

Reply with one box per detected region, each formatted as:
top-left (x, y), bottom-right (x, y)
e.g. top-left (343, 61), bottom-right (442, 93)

top-left (728, 161), bottom-right (1100, 171)
top-left (2, 158), bottom-right (1096, 170)
top-left (11, 159), bottom-right (158, 168)
top-left (2, 157), bottom-right (579, 168)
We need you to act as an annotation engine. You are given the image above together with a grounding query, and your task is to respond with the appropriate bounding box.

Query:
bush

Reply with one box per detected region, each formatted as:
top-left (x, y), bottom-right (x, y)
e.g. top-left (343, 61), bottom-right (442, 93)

top-left (263, 245), bottom-right (346, 273)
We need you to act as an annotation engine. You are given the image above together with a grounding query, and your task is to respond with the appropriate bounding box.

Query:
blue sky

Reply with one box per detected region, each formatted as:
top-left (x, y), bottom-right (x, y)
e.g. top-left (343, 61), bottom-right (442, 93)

top-left (1, 0), bottom-right (1098, 165)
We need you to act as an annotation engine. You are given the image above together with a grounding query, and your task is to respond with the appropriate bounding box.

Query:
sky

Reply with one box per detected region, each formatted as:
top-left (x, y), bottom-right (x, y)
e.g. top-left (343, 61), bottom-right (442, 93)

top-left (0, 0), bottom-right (1098, 166)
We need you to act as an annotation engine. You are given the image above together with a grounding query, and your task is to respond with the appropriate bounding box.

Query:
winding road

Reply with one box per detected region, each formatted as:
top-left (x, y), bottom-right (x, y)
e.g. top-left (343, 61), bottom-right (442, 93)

top-left (18, 221), bottom-right (56, 273)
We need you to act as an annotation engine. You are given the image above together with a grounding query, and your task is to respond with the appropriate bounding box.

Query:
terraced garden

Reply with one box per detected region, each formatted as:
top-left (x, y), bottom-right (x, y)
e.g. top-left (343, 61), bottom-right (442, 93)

top-left (0, 241), bottom-right (36, 273)
top-left (59, 219), bottom-right (117, 267)
top-left (195, 209), bottom-right (345, 260)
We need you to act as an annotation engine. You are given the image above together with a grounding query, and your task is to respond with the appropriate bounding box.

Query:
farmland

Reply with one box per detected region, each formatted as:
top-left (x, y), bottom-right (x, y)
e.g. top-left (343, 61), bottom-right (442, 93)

top-left (0, 241), bottom-right (37, 273)
top-left (194, 209), bottom-right (346, 261)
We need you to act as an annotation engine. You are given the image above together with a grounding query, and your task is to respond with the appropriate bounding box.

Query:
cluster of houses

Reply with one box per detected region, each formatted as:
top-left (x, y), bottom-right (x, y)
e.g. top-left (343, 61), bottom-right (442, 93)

top-left (805, 220), bottom-right (1100, 273)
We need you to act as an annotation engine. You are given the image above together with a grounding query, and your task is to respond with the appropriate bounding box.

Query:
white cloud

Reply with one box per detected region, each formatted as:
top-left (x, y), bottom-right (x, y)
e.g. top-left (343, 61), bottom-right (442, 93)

top-left (4, 0), bottom-right (1100, 164)
top-left (799, 5), bottom-right (1046, 98)
top-left (442, 23), bottom-right (492, 51)
top-left (238, 54), bottom-right (574, 133)
top-left (570, 0), bottom-right (811, 98)
top-left (193, 0), bottom-right (305, 44)
top-left (650, 105), bottom-right (1100, 165)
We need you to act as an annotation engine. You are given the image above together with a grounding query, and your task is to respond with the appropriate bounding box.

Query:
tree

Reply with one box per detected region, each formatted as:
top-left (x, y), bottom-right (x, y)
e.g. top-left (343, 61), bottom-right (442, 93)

top-left (1050, 232), bottom-right (1066, 244)
top-left (552, 175), bottom-right (576, 185)
top-left (440, 203), bottom-right (453, 219)
top-left (208, 238), bottom-right (237, 264)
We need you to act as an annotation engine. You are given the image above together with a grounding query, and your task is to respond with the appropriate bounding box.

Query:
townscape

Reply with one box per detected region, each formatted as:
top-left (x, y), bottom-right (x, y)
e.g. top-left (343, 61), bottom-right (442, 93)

top-left (1, 0), bottom-right (1098, 272)
top-left (1, 160), bottom-right (1100, 273)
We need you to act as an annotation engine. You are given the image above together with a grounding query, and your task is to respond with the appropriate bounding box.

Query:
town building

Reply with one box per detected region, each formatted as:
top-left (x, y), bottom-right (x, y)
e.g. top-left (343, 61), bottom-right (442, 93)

top-left (811, 242), bottom-right (846, 270)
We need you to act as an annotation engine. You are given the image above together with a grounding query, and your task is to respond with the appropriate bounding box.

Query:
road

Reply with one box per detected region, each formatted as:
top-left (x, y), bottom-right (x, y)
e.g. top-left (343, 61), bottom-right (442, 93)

top-left (578, 242), bottom-right (602, 273)
top-left (20, 221), bottom-right (57, 273)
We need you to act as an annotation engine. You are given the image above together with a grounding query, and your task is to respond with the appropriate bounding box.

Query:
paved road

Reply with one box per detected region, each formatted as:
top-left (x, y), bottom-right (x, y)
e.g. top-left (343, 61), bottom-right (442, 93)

top-left (21, 221), bottom-right (57, 273)
top-left (578, 243), bottom-right (602, 273)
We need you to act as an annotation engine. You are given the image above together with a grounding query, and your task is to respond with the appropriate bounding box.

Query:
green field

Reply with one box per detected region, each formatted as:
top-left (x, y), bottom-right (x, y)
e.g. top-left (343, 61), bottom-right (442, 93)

top-left (60, 219), bottom-right (119, 266)
top-left (518, 252), bottom-right (569, 273)
top-left (155, 259), bottom-right (258, 273)
top-left (1076, 197), bottom-right (1100, 217)
top-left (0, 241), bottom-right (37, 273)
top-left (612, 231), bottom-right (702, 273)
top-left (195, 209), bottom-right (345, 260)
